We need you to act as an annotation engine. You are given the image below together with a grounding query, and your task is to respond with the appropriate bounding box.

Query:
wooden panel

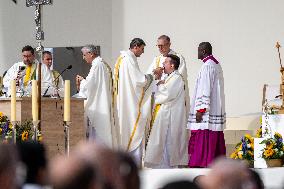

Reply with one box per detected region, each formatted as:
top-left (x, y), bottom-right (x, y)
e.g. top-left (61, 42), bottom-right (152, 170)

top-left (0, 97), bottom-right (86, 159)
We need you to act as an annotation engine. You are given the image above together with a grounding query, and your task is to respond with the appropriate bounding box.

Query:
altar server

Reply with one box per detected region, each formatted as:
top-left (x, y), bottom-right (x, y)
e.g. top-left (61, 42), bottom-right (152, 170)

top-left (187, 42), bottom-right (226, 168)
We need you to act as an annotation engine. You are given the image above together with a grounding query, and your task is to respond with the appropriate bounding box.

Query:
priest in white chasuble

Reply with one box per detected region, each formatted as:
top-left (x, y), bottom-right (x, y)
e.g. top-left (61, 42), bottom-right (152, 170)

top-left (3, 45), bottom-right (53, 96)
top-left (144, 54), bottom-right (188, 168)
top-left (187, 42), bottom-right (226, 168)
top-left (76, 44), bottom-right (117, 149)
top-left (114, 38), bottom-right (154, 166)
top-left (147, 35), bottom-right (190, 113)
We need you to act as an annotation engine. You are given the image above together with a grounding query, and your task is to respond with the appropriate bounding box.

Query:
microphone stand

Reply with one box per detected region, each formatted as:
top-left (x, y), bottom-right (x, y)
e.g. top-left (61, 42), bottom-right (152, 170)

top-left (43, 66), bottom-right (71, 97)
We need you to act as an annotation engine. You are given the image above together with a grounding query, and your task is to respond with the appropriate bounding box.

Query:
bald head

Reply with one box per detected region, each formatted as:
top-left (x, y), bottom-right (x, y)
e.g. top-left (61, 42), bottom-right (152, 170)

top-left (50, 155), bottom-right (97, 189)
top-left (201, 158), bottom-right (252, 189)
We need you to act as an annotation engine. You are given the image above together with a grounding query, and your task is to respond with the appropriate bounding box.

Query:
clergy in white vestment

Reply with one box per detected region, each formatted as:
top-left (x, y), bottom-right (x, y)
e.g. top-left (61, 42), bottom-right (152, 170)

top-left (3, 45), bottom-right (53, 96)
top-left (144, 54), bottom-right (188, 168)
top-left (42, 51), bottom-right (64, 90)
top-left (114, 38), bottom-right (154, 166)
top-left (147, 35), bottom-right (190, 113)
top-left (76, 44), bottom-right (117, 149)
top-left (187, 42), bottom-right (226, 168)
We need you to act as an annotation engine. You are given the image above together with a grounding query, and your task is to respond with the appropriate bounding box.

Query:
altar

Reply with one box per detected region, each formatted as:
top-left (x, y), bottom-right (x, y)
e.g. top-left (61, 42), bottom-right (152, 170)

top-left (0, 97), bottom-right (86, 158)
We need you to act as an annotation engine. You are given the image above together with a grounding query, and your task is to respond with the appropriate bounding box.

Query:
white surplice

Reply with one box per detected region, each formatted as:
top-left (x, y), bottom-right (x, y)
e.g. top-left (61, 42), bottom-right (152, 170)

top-left (144, 71), bottom-right (188, 167)
top-left (187, 58), bottom-right (226, 131)
top-left (3, 60), bottom-right (53, 96)
top-left (114, 50), bottom-right (153, 153)
top-left (147, 49), bottom-right (190, 114)
top-left (79, 56), bottom-right (117, 148)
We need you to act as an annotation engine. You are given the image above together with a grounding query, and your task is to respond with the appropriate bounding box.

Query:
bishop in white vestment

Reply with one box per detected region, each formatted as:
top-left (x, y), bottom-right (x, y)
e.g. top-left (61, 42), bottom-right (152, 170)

top-left (187, 42), bottom-right (226, 168)
top-left (145, 54), bottom-right (188, 168)
top-left (77, 45), bottom-right (117, 149)
top-left (114, 38), bottom-right (153, 166)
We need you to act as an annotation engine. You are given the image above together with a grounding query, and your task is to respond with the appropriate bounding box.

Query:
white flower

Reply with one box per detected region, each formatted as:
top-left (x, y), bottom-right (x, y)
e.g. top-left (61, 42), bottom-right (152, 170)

top-left (238, 151), bottom-right (243, 155)
top-left (247, 144), bottom-right (251, 148)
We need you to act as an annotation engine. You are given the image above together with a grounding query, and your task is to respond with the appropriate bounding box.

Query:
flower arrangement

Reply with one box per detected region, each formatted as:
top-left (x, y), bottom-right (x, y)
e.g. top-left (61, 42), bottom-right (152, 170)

top-left (260, 132), bottom-right (284, 160)
top-left (0, 112), bottom-right (42, 143)
top-left (230, 134), bottom-right (254, 161)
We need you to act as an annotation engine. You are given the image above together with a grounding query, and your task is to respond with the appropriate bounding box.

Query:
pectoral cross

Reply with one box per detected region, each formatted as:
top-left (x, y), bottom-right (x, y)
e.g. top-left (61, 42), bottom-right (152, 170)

top-left (26, 0), bottom-right (52, 129)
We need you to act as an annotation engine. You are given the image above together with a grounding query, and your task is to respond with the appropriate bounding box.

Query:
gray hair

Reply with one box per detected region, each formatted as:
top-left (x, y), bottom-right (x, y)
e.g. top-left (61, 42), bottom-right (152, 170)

top-left (81, 44), bottom-right (99, 55)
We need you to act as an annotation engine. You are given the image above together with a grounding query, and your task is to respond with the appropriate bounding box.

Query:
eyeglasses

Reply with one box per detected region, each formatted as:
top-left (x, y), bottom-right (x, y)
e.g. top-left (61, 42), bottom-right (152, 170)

top-left (156, 43), bottom-right (169, 48)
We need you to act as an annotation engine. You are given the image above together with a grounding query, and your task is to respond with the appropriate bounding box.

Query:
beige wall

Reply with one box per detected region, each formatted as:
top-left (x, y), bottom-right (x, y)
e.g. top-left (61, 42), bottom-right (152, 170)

top-left (1, 0), bottom-right (283, 119)
top-left (0, 0), bottom-right (112, 75)
top-left (111, 0), bottom-right (283, 117)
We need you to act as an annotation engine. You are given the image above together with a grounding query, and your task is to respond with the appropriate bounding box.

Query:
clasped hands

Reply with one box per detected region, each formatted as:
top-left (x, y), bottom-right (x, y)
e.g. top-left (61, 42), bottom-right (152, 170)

top-left (76, 75), bottom-right (84, 92)
top-left (153, 67), bottom-right (164, 80)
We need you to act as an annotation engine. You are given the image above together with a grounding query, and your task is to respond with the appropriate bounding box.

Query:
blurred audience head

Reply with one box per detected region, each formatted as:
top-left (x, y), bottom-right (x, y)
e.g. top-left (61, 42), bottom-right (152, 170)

top-left (117, 151), bottom-right (140, 189)
top-left (201, 157), bottom-right (253, 189)
top-left (0, 144), bottom-right (18, 189)
top-left (17, 141), bottom-right (48, 186)
top-left (193, 175), bottom-right (205, 188)
top-left (72, 141), bottom-right (123, 189)
top-left (161, 180), bottom-right (200, 189)
top-left (248, 169), bottom-right (264, 189)
top-left (50, 154), bottom-right (97, 189)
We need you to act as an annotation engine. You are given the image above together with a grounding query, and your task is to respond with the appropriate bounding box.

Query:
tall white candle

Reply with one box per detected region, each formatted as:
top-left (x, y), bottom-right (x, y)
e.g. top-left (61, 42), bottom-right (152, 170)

top-left (32, 80), bottom-right (38, 121)
top-left (10, 80), bottom-right (16, 122)
top-left (64, 80), bottom-right (70, 122)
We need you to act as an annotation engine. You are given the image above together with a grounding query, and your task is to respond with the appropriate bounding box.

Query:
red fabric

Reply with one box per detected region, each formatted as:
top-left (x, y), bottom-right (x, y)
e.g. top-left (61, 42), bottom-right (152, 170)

top-left (197, 108), bottom-right (206, 113)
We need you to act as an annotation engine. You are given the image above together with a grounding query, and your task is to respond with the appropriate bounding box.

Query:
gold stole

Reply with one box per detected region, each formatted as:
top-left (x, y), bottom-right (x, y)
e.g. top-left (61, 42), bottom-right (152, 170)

top-left (155, 56), bottom-right (161, 69)
top-left (113, 56), bottom-right (123, 96)
top-left (23, 64), bottom-right (36, 86)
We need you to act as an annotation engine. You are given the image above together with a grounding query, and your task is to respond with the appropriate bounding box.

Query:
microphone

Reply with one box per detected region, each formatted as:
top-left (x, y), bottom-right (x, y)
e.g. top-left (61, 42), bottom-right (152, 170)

top-left (43, 65), bottom-right (72, 97)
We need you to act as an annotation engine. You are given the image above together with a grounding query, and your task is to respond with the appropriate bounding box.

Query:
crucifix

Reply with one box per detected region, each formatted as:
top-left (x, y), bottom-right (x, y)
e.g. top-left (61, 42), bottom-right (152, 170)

top-left (26, 0), bottom-right (52, 134)
top-left (275, 42), bottom-right (284, 114)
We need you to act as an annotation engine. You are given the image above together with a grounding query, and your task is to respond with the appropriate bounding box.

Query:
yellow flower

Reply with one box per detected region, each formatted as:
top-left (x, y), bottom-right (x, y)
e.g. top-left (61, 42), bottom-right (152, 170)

top-left (21, 131), bottom-right (29, 141)
top-left (251, 142), bottom-right (254, 150)
top-left (230, 151), bottom-right (237, 159)
top-left (264, 148), bottom-right (274, 158)
top-left (0, 112), bottom-right (3, 117)
top-left (38, 136), bottom-right (43, 142)
top-left (238, 151), bottom-right (243, 159)
top-left (259, 116), bottom-right (262, 124)
top-left (237, 145), bottom-right (242, 151)
top-left (266, 140), bottom-right (275, 149)
top-left (9, 123), bottom-right (13, 130)
top-left (247, 150), bottom-right (254, 157)
top-left (274, 132), bottom-right (282, 139)
top-left (0, 128), bottom-right (2, 134)
top-left (256, 128), bottom-right (262, 138)
top-left (245, 134), bottom-right (253, 143)
top-left (245, 134), bottom-right (252, 139)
